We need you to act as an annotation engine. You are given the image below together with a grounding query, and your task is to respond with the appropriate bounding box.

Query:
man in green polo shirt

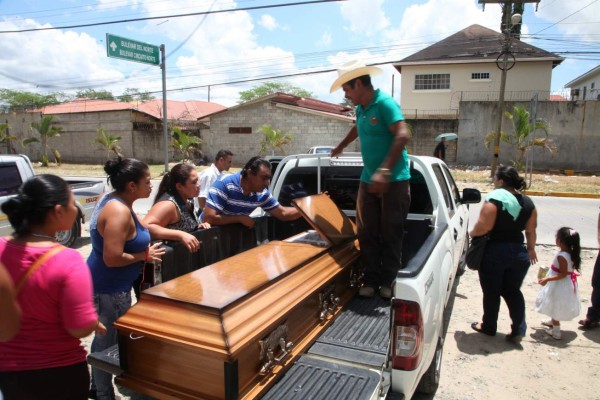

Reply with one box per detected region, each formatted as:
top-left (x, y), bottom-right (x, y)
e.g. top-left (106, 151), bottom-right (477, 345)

top-left (330, 60), bottom-right (411, 299)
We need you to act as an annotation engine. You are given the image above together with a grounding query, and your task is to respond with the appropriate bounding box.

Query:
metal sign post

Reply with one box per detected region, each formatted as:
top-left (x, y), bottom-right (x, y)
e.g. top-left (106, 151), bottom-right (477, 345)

top-left (106, 34), bottom-right (168, 172)
top-left (160, 44), bottom-right (169, 174)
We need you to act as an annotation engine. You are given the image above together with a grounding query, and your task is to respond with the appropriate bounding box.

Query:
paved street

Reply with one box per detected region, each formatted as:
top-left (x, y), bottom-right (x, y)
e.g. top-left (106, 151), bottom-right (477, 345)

top-left (469, 195), bottom-right (599, 249)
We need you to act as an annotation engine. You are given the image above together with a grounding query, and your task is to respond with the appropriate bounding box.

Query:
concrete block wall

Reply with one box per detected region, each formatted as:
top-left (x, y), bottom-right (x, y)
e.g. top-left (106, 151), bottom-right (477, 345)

top-left (405, 119), bottom-right (459, 162)
top-left (457, 100), bottom-right (600, 172)
top-left (202, 102), bottom-right (356, 166)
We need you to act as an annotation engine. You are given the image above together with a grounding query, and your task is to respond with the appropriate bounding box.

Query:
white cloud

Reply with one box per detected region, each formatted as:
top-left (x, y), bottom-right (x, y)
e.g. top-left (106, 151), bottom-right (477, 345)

top-left (536, 1), bottom-right (600, 40)
top-left (258, 14), bottom-right (277, 31)
top-left (317, 31), bottom-right (332, 47)
top-left (340, 0), bottom-right (389, 37)
top-left (0, 19), bottom-right (124, 93)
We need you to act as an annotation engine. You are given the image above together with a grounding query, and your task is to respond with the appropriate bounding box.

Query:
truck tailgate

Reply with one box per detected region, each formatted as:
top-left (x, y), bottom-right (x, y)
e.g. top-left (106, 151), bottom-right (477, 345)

top-left (308, 296), bottom-right (390, 367)
top-left (263, 296), bottom-right (390, 400)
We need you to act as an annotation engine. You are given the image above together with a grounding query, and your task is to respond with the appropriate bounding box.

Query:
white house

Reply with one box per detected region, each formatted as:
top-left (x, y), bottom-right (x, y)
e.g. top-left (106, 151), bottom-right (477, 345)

top-left (565, 65), bottom-right (600, 100)
top-left (393, 24), bottom-right (564, 118)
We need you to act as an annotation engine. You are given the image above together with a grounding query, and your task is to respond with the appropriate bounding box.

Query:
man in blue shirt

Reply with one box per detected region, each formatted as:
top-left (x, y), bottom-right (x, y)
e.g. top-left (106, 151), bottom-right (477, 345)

top-left (204, 156), bottom-right (301, 228)
top-left (330, 60), bottom-right (411, 299)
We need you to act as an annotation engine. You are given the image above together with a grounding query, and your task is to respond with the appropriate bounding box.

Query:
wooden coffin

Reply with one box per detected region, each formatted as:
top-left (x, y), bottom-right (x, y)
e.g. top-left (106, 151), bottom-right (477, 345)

top-left (114, 194), bottom-right (360, 400)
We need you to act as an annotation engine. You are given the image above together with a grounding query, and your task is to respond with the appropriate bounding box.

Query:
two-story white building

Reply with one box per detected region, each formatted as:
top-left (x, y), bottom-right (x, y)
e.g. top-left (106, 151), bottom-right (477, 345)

top-left (565, 65), bottom-right (600, 101)
top-left (394, 24), bottom-right (564, 118)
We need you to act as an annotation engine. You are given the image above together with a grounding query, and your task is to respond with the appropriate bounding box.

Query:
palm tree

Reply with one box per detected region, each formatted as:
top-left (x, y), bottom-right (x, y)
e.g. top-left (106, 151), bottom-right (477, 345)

top-left (259, 124), bottom-right (293, 156)
top-left (169, 127), bottom-right (202, 162)
top-left (0, 123), bottom-right (19, 154)
top-left (485, 105), bottom-right (556, 171)
top-left (24, 115), bottom-right (63, 166)
top-left (94, 128), bottom-right (123, 158)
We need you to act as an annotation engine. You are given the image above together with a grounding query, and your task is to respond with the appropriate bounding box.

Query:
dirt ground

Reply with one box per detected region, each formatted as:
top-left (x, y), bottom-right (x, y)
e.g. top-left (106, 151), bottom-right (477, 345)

top-left (421, 245), bottom-right (600, 400)
top-left (75, 228), bottom-right (600, 400)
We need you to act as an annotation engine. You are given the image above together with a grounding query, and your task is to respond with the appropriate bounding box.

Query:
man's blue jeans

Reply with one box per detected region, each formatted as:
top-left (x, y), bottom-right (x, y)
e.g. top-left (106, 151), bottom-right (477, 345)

top-left (91, 292), bottom-right (131, 400)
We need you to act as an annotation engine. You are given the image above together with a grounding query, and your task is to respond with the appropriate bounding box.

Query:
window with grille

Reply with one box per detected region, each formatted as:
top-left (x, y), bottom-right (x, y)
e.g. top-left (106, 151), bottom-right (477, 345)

top-left (471, 72), bottom-right (490, 80)
top-left (414, 74), bottom-right (450, 90)
top-left (229, 127), bottom-right (252, 134)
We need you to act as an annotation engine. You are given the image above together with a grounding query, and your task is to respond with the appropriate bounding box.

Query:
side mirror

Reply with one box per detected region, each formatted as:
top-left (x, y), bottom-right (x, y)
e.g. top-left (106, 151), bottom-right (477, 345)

top-left (461, 188), bottom-right (482, 204)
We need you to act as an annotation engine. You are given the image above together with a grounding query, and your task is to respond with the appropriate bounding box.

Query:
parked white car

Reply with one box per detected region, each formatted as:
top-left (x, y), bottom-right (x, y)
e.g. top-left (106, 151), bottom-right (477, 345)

top-left (306, 146), bottom-right (334, 154)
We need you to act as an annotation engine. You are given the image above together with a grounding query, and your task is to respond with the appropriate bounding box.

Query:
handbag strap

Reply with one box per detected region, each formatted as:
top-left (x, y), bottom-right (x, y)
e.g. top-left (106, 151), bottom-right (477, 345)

top-left (15, 245), bottom-right (66, 295)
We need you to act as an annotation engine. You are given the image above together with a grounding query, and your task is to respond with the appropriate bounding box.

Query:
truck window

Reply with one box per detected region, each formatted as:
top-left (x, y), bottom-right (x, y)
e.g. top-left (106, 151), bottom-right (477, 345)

top-left (278, 165), bottom-right (432, 215)
top-left (0, 164), bottom-right (23, 196)
top-left (432, 164), bottom-right (454, 215)
top-left (442, 165), bottom-right (460, 206)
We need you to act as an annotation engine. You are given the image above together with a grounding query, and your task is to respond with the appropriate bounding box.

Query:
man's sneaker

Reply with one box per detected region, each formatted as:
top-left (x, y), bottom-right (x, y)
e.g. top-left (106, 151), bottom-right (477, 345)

top-left (358, 286), bottom-right (375, 298)
top-left (545, 326), bottom-right (561, 340)
top-left (379, 286), bottom-right (392, 299)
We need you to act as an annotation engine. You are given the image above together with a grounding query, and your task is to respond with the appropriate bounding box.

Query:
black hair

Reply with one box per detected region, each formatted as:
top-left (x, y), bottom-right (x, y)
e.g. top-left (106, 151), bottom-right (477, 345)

top-left (495, 165), bottom-right (526, 191)
top-left (215, 149), bottom-right (233, 162)
top-left (1, 174), bottom-right (70, 236)
top-left (154, 163), bottom-right (196, 204)
top-left (240, 156), bottom-right (271, 178)
top-left (104, 157), bottom-right (149, 193)
top-left (556, 227), bottom-right (581, 271)
top-left (346, 75), bottom-right (373, 89)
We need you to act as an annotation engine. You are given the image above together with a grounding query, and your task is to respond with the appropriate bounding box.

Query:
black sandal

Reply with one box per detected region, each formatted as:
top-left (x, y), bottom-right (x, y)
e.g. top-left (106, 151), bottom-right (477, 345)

top-left (579, 319), bottom-right (600, 329)
top-left (471, 322), bottom-right (496, 336)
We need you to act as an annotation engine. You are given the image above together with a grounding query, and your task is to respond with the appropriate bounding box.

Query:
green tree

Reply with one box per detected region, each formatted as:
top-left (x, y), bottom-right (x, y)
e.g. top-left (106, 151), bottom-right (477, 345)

top-left (119, 88), bottom-right (155, 103)
top-left (75, 89), bottom-right (114, 100)
top-left (238, 82), bottom-right (314, 103)
top-left (24, 115), bottom-right (63, 166)
top-left (485, 105), bottom-right (556, 171)
top-left (170, 127), bottom-right (202, 162)
top-left (94, 128), bottom-right (123, 158)
top-left (259, 124), bottom-right (293, 156)
top-left (0, 123), bottom-right (19, 154)
top-left (0, 89), bottom-right (68, 112)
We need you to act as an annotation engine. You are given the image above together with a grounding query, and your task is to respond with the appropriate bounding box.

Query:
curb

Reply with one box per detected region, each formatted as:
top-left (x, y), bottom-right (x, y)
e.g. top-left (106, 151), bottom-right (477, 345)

top-left (479, 190), bottom-right (600, 199)
top-left (522, 191), bottom-right (600, 199)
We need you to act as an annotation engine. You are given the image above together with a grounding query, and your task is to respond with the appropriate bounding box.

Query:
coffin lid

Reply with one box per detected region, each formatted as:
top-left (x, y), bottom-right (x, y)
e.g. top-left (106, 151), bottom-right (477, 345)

top-left (291, 193), bottom-right (356, 247)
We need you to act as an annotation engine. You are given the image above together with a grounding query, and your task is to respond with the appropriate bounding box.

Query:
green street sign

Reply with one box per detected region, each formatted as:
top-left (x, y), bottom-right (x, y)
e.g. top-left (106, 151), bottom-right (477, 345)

top-left (106, 34), bottom-right (160, 66)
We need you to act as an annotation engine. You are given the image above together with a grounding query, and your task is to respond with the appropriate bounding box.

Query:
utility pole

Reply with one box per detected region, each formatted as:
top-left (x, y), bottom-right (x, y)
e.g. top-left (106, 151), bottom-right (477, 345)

top-left (479, 0), bottom-right (540, 177)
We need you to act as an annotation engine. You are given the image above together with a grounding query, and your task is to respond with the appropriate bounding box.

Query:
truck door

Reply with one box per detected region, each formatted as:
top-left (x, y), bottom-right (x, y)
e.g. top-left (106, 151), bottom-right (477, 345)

top-left (431, 165), bottom-right (465, 269)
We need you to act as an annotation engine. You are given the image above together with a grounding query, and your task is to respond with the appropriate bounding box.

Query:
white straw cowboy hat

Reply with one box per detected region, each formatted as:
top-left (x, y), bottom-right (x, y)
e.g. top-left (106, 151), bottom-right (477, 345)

top-left (329, 60), bottom-right (383, 93)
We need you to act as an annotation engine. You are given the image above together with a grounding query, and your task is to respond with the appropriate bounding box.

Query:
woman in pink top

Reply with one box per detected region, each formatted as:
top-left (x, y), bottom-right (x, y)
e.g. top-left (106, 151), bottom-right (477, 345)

top-left (0, 174), bottom-right (106, 400)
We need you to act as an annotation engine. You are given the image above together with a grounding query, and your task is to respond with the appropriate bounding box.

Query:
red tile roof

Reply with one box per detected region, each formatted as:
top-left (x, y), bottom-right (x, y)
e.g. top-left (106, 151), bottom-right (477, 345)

top-left (40, 98), bottom-right (226, 121)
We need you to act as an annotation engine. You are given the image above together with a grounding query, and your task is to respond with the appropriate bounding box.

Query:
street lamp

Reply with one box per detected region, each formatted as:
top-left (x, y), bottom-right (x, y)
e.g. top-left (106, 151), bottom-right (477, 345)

top-left (489, 11), bottom-right (521, 177)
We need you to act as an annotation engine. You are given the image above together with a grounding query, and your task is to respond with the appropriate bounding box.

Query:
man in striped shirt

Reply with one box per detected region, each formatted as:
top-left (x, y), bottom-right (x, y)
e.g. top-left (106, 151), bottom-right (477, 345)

top-left (203, 156), bottom-right (301, 229)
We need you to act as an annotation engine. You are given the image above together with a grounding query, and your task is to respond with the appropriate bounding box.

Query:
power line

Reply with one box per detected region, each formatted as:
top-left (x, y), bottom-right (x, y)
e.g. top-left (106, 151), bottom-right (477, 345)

top-left (0, 0), bottom-right (347, 34)
top-left (532, 0), bottom-right (599, 34)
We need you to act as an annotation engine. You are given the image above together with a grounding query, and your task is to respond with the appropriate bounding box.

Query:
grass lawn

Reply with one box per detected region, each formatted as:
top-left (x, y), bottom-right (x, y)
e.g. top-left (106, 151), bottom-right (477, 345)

top-left (34, 162), bottom-right (600, 195)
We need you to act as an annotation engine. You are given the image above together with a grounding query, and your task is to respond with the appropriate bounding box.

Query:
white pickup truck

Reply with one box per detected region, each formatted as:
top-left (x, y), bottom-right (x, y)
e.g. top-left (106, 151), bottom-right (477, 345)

top-left (260, 153), bottom-right (481, 399)
top-left (88, 153), bottom-right (481, 400)
top-left (0, 154), bottom-right (105, 247)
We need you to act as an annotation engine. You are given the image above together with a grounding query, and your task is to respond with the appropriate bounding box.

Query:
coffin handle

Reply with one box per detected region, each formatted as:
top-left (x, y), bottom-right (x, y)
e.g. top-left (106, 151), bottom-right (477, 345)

top-left (129, 332), bottom-right (145, 340)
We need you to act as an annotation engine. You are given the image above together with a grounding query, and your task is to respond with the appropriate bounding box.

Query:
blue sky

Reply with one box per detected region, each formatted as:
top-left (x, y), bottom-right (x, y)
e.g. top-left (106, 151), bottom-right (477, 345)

top-left (1, 0), bottom-right (599, 107)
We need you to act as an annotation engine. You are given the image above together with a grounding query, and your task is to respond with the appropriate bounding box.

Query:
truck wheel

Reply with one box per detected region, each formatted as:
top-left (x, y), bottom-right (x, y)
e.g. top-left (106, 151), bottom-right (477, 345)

top-left (56, 219), bottom-right (80, 247)
top-left (456, 232), bottom-right (469, 276)
top-left (416, 330), bottom-right (444, 395)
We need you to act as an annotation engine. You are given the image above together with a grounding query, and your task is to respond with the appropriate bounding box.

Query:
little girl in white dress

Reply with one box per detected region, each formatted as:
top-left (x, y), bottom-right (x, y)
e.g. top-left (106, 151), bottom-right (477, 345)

top-left (535, 227), bottom-right (581, 340)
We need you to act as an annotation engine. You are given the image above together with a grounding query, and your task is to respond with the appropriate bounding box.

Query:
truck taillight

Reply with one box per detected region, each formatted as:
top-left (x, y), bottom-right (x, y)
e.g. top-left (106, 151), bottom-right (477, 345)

top-left (391, 299), bottom-right (423, 370)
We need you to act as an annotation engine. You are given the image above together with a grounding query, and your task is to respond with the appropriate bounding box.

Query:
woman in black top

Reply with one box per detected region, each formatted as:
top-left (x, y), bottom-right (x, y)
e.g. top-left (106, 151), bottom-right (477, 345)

top-left (469, 165), bottom-right (538, 343)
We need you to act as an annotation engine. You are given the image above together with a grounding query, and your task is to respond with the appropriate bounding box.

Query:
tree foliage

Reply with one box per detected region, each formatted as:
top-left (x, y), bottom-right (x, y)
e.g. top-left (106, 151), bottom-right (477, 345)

top-left (485, 105), bottom-right (556, 171)
top-left (0, 89), bottom-right (68, 112)
top-left (24, 115), bottom-right (63, 166)
top-left (169, 127), bottom-right (202, 163)
top-left (119, 88), bottom-right (155, 103)
top-left (238, 82), bottom-right (314, 103)
top-left (75, 89), bottom-right (115, 100)
top-left (94, 128), bottom-right (123, 159)
top-left (259, 124), bottom-right (293, 156)
top-left (0, 123), bottom-right (19, 154)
